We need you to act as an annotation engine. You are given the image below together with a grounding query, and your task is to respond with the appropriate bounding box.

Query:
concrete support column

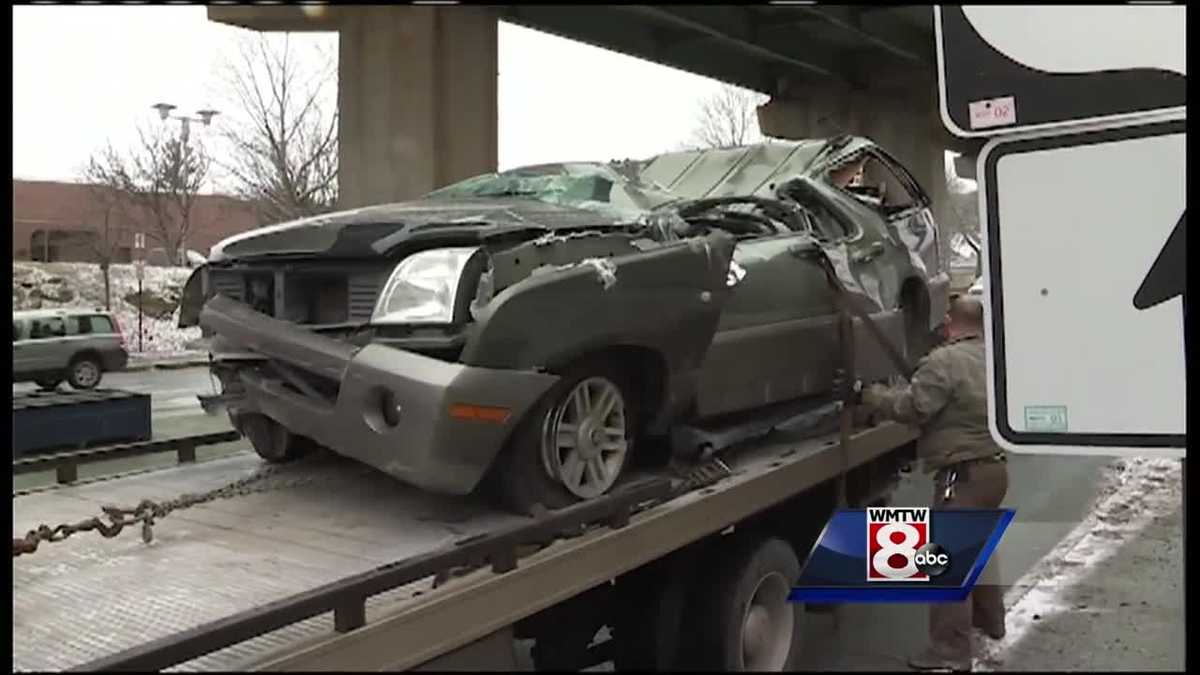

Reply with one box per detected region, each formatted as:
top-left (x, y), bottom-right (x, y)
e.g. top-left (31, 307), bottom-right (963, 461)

top-left (757, 76), bottom-right (955, 242)
top-left (339, 7), bottom-right (498, 208)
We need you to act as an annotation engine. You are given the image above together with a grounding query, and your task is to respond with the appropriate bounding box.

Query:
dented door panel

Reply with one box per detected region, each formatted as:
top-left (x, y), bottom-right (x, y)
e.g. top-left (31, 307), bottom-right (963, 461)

top-left (694, 234), bottom-right (838, 417)
top-left (461, 233), bottom-right (737, 386)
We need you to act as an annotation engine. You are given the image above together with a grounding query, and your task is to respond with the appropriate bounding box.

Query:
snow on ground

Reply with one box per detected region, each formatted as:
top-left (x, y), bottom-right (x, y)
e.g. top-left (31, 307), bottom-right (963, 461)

top-left (13, 261), bottom-right (202, 355)
top-left (976, 456), bottom-right (1184, 670)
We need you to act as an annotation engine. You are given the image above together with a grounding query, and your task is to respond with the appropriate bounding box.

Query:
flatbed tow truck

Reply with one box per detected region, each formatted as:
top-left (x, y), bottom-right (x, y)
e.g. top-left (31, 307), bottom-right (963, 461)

top-left (13, 408), bottom-right (916, 672)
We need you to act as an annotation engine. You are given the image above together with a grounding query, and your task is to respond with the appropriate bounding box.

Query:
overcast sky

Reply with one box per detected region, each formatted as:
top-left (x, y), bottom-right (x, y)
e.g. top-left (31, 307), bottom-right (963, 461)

top-left (12, 5), bottom-right (734, 187)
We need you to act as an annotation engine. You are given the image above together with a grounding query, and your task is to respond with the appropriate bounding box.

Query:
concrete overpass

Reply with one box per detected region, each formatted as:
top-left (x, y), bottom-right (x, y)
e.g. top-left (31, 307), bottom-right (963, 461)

top-left (209, 5), bottom-right (980, 228)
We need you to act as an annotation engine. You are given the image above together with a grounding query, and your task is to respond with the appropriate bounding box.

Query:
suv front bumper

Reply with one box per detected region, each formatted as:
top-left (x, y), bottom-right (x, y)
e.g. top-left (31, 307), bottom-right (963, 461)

top-left (199, 295), bottom-right (559, 495)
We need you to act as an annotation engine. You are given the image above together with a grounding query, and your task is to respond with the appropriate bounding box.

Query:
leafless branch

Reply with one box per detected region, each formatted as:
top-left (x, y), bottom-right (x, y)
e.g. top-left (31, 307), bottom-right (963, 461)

top-left (688, 84), bottom-right (770, 150)
top-left (82, 124), bottom-right (210, 266)
top-left (216, 33), bottom-right (339, 224)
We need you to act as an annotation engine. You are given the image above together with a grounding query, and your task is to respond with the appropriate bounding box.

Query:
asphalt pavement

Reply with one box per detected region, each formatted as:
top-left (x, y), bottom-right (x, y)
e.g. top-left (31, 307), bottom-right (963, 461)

top-left (793, 454), bottom-right (1184, 671)
top-left (14, 365), bottom-right (219, 418)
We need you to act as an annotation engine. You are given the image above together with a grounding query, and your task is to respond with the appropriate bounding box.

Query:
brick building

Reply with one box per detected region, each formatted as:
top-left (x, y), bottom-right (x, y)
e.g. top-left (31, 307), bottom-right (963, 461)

top-left (12, 180), bottom-right (263, 265)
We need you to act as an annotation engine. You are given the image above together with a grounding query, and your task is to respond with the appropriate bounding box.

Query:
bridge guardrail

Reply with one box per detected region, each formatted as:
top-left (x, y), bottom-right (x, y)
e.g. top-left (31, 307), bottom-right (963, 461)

top-left (13, 430), bottom-right (242, 486)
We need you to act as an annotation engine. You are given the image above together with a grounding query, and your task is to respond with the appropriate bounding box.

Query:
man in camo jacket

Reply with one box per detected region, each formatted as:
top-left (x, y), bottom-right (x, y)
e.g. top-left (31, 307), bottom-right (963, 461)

top-left (859, 296), bottom-right (1008, 672)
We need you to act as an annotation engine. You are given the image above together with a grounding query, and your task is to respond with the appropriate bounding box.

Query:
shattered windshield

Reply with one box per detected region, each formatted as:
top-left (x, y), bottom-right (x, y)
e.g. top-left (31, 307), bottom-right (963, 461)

top-left (426, 162), bottom-right (681, 220)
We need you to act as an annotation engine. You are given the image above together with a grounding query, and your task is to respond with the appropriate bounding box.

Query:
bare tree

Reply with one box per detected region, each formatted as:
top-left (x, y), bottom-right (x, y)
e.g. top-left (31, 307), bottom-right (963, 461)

top-left (688, 84), bottom-right (769, 150)
top-left (85, 124), bottom-right (211, 266)
top-left (77, 182), bottom-right (128, 309)
top-left (217, 33), bottom-right (339, 224)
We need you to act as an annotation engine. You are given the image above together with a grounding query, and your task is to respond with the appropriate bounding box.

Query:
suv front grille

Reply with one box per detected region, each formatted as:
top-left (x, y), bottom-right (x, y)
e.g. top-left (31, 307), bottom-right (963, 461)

top-left (208, 271), bottom-right (245, 303)
top-left (205, 265), bottom-right (389, 325)
top-left (348, 272), bottom-right (388, 322)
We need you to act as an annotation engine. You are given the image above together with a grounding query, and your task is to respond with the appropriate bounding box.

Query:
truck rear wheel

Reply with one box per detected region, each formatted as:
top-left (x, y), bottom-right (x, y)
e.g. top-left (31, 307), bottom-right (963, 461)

top-left (492, 358), bottom-right (637, 515)
top-left (692, 536), bottom-right (804, 671)
top-left (239, 413), bottom-right (312, 464)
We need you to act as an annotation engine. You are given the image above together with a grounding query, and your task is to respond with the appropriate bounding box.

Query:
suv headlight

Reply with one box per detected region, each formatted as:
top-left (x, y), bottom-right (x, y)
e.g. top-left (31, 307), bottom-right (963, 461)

top-left (372, 247), bottom-right (479, 324)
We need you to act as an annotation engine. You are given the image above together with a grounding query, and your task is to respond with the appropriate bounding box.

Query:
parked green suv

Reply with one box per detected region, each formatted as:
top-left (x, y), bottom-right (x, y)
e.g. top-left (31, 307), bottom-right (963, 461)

top-left (12, 309), bottom-right (129, 390)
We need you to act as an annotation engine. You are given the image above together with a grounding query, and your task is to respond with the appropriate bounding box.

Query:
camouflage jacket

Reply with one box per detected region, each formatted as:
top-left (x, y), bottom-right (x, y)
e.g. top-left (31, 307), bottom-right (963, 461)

top-left (864, 334), bottom-right (1002, 474)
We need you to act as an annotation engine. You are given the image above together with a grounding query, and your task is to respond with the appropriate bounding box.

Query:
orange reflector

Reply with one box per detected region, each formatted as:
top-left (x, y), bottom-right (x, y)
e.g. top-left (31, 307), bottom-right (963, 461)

top-left (448, 403), bottom-right (512, 424)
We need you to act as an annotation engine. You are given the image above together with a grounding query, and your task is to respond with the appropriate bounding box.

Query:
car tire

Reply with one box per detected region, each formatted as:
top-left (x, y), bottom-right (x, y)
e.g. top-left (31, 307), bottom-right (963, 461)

top-left (689, 536), bottom-right (804, 671)
top-left (240, 413), bottom-right (313, 464)
top-left (491, 358), bottom-right (638, 516)
top-left (67, 355), bottom-right (103, 390)
top-left (35, 378), bottom-right (62, 391)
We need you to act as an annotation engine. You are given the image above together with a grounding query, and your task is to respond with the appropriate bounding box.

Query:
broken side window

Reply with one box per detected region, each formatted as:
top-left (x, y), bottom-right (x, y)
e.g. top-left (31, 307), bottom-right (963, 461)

top-left (827, 153), bottom-right (922, 220)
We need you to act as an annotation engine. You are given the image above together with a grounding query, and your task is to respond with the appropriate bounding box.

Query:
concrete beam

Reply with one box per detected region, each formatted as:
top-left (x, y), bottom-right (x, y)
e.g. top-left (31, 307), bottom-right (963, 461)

top-left (339, 7), bottom-right (498, 207)
top-left (211, 5), bottom-right (499, 208)
top-left (619, 5), bottom-right (846, 86)
top-left (502, 5), bottom-right (776, 94)
top-left (208, 6), bottom-right (343, 32)
top-left (790, 6), bottom-right (930, 65)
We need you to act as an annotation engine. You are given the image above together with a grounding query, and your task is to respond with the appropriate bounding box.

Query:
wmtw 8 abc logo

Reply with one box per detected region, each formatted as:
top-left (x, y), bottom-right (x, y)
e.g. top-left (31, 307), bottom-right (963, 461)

top-left (867, 507), bottom-right (952, 581)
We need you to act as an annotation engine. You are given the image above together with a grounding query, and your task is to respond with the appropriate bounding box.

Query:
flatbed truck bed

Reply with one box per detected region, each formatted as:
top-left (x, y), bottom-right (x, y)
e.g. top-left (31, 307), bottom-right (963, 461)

top-left (13, 418), bottom-right (917, 672)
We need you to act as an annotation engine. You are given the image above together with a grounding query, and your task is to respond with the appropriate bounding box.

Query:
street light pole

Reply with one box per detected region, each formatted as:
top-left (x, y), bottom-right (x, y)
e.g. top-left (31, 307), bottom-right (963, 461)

top-left (150, 102), bottom-right (219, 264)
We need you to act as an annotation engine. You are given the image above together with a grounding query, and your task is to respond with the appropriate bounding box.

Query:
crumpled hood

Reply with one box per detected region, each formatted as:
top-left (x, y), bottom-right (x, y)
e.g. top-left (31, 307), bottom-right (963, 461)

top-left (208, 197), bottom-right (630, 262)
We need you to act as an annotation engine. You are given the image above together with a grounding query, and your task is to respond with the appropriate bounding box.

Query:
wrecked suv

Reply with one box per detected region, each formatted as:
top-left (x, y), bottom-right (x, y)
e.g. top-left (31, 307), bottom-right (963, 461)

top-left (180, 135), bottom-right (949, 514)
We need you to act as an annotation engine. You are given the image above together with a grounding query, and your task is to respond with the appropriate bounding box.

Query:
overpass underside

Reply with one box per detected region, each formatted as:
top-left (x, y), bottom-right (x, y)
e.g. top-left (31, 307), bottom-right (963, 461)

top-left (209, 5), bottom-right (980, 230)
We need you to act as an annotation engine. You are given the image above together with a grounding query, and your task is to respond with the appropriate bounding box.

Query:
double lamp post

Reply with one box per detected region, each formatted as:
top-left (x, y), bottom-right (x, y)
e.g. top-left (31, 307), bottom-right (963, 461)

top-left (130, 102), bottom-right (218, 353)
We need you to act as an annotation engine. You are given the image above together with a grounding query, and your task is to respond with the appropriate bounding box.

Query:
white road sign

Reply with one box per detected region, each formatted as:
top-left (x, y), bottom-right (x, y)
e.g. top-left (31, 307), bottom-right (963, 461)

top-left (134, 258), bottom-right (146, 281)
top-left (935, 5), bottom-right (1186, 137)
top-left (978, 115), bottom-right (1185, 458)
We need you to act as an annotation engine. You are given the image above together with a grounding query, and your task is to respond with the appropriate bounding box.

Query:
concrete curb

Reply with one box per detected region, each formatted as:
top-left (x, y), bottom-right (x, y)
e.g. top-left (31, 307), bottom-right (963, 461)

top-left (125, 356), bottom-right (210, 373)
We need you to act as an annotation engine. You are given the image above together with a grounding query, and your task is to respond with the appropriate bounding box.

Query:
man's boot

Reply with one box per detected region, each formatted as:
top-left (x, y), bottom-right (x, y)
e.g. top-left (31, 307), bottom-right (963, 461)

top-left (908, 646), bottom-right (973, 672)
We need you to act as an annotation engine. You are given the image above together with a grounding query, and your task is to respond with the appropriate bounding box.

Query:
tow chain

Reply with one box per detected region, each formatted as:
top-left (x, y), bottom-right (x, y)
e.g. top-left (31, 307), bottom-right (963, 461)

top-left (12, 459), bottom-right (323, 558)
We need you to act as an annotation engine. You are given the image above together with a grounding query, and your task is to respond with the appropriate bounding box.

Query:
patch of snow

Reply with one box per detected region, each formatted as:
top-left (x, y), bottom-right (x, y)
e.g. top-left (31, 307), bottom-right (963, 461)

top-left (975, 456), bottom-right (1182, 670)
top-left (13, 261), bottom-right (201, 355)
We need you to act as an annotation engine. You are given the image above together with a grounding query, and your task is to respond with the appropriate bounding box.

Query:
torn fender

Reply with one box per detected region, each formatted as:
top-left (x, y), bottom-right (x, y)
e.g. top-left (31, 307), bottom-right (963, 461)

top-left (461, 232), bottom-right (737, 424)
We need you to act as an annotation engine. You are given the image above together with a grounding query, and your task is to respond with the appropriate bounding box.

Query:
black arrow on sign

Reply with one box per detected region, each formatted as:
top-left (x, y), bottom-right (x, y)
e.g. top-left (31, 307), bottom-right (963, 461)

top-left (1133, 212), bottom-right (1185, 311)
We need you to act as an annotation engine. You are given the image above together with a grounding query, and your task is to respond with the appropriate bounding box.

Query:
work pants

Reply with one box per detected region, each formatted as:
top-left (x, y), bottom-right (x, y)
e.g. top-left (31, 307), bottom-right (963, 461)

top-left (929, 458), bottom-right (1009, 659)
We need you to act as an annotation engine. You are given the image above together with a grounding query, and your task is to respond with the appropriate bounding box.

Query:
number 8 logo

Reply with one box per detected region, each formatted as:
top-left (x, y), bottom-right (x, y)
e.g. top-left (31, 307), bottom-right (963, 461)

top-left (872, 522), bottom-right (921, 579)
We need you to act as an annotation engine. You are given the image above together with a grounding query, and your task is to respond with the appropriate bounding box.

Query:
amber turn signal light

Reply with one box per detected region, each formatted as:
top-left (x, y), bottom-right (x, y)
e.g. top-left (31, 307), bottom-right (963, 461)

top-left (448, 404), bottom-right (512, 424)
